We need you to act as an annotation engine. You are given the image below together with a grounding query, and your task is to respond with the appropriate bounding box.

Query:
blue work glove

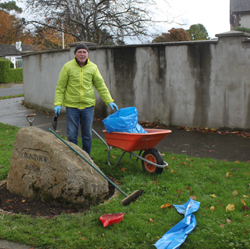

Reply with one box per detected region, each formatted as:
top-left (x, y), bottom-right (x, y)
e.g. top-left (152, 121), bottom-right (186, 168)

top-left (54, 105), bottom-right (61, 114)
top-left (109, 102), bottom-right (118, 111)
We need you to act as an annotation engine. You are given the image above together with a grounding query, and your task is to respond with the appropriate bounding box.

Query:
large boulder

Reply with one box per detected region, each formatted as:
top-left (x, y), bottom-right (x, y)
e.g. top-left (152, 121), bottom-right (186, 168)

top-left (7, 127), bottom-right (109, 207)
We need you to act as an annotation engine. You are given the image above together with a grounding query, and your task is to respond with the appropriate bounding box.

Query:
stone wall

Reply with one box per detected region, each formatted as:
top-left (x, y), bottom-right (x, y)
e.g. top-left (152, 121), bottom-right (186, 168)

top-left (22, 31), bottom-right (250, 129)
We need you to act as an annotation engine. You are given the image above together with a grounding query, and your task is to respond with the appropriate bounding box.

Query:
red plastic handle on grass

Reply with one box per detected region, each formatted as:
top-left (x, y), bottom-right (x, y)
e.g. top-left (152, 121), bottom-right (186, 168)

top-left (99, 213), bottom-right (125, 227)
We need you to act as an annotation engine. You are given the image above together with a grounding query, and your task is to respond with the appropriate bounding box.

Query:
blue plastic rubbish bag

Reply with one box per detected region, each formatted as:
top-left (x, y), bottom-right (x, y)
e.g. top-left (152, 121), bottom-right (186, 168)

top-left (102, 107), bottom-right (147, 133)
top-left (154, 198), bottom-right (200, 249)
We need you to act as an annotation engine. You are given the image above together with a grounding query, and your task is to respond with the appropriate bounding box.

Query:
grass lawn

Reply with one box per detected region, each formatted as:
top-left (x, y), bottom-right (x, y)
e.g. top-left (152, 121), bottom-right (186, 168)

top-left (0, 122), bottom-right (250, 249)
top-left (0, 94), bottom-right (24, 100)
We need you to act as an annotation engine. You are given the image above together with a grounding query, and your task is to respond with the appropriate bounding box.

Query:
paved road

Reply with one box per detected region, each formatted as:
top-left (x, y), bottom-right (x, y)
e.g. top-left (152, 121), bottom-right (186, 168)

top-left (0, 240), bottom-right (33, 249)
top-left (0, 84), bottom-right (23, 97)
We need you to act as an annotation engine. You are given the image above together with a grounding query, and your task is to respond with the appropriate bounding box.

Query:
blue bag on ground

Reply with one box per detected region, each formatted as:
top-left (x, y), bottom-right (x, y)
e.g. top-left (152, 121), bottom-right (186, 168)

top-left (102, 107), bottom-right (147, 133)
top-left (154, 198), bottom-right (200, 249)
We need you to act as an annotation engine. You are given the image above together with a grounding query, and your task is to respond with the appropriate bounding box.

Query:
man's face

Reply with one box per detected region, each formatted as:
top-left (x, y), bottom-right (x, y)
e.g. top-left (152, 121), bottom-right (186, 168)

top-left (75, 49), bottom-right (88, 64)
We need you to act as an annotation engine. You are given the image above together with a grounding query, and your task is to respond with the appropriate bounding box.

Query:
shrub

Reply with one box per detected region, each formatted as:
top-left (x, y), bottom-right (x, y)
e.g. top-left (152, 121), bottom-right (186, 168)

top-left (234, 27), bottom-right (250, 33)
top-left (0, 58), bottom-right (23, 83)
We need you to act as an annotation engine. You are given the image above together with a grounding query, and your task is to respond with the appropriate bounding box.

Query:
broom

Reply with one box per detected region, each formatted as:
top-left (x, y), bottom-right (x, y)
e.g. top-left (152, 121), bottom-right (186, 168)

top-left (49, 128), bottom-right (144, 205)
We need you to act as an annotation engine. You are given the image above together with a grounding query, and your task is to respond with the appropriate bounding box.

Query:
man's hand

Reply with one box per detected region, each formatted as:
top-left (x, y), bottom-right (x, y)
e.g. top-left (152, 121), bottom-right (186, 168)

top-left (54, 106), bottom-right (61, 114)
top-left (109, 102), bottom-right (118, 111)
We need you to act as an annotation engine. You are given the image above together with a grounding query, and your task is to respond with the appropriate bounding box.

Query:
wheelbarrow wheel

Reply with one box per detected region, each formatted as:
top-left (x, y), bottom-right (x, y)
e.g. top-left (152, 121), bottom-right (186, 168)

top-left (142, 148), bottom-right (164, 174)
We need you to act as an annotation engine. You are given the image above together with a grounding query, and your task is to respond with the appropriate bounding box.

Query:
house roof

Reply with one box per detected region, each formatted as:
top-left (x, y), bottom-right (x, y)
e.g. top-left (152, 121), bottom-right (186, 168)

top-left (0, 44), bottom-right (38, 57)
top-left (231, 0), bottom-right (250, 13)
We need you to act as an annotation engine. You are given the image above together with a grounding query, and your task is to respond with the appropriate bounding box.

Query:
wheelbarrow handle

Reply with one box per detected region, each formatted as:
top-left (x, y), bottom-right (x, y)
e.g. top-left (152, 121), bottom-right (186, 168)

top-left (92, 129), bottom-right (108, 147)
top-left (92, 129), bottom-right (112, 166)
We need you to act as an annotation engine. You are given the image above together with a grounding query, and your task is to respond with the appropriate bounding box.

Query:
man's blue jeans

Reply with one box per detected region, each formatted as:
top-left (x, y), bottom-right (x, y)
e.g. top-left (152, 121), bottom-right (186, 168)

top-left (66, 106), bottom-right (94, 155)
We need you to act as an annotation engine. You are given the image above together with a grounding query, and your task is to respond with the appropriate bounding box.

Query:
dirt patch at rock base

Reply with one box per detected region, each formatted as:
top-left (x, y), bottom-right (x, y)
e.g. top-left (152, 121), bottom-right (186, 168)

top-left (0, 180), bottom-right (115, 217)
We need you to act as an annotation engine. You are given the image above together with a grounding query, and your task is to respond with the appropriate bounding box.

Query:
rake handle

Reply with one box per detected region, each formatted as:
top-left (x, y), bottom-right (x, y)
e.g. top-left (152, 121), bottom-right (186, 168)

top-left (49, 128), bottom-right (127, 197)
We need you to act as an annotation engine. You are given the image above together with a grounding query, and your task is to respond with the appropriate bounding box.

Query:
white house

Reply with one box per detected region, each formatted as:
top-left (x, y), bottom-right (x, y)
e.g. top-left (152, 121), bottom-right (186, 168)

top-left (0, 42), bottom-right (36, 68)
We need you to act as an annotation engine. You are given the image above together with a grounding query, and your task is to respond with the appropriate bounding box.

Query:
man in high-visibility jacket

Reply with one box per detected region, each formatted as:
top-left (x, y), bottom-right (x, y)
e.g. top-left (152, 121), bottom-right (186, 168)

top-left (54, 43), bottom-right (118, 155)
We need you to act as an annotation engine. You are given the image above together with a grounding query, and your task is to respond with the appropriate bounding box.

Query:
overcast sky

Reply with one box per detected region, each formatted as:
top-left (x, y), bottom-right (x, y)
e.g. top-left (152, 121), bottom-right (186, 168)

top-left (158, 0), bottom-right (230, 38)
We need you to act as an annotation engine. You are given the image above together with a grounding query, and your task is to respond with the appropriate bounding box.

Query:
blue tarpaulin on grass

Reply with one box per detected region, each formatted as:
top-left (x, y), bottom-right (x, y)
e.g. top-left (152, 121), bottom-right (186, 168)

top-left (154, 198), bottom-right (200, 249)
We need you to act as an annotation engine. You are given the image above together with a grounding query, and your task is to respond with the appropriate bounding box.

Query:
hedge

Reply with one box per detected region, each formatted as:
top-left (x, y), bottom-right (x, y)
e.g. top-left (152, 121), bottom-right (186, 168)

top-left (0, 58), bottom-right (23, 83)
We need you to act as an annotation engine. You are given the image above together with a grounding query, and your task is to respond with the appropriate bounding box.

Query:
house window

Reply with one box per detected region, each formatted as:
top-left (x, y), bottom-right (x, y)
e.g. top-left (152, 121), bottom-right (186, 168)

top-left (15, 56), bottom-right (22, 68)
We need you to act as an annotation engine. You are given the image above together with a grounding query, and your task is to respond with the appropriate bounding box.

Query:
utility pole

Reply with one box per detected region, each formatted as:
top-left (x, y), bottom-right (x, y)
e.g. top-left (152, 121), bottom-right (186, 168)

top-left (62, 22), bottom-right (65, 49)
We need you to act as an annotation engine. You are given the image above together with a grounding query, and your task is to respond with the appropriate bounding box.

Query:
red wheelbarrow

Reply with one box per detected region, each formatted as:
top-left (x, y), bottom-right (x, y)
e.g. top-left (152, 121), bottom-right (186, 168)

top-left (92, 129), bottom-right (172, 174)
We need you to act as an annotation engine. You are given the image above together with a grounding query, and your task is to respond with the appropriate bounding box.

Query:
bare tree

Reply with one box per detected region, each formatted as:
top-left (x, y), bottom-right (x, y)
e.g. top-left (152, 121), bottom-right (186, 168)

top-left (23, 0), bottom-right (172, 45)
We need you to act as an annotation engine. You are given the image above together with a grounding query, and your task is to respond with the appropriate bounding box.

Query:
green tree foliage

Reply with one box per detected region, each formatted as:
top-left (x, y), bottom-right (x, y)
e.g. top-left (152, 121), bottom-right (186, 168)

top-left (152, 28), bottom-right (190, 43)
top-left (0, 1), bottom-right (22, 13)
top-left (188, 23), bottom-right (209, 40)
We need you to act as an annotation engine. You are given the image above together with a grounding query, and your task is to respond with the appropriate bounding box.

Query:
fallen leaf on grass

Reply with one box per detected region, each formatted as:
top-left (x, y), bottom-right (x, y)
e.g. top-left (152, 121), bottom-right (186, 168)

top-left (149, 218), bottom-right (154, 223)
top-left (161, 203), bottom-right (172, 209)
top-left (231, 168), bottom-right (240, 171)
top-left (241, 199), bottom-right (247, 206)
top-left (244, 172), bottom-right (250, 175)
top-left (226, 204), bottom-right (235, 212)
top-left (210, 206), bottom-right (215, 211)
top-left (243, 195), bottom-right (249, 198)
top-left (242, 206), bottom-right (249, 211)
top-left (171, 170), bottom-right (176, 173)
top-left (233, 190), bottom-right (238, 195)
top-left (121, 168), bottom-right (127, 172)
top-left (220, 224), bottom-right (225, 228)
top-left (111, 155), bottom-right (116, 159)
top-left (190, 195), bottom-right (197, 200)
top-left (226, 172), bottom-right (230, 178)
top-left (210, 194), bottom-right (216, 198)
top-left (227, 219), bottom-right (232, 224)
top-left (177, 190), bottom-right (182, 194)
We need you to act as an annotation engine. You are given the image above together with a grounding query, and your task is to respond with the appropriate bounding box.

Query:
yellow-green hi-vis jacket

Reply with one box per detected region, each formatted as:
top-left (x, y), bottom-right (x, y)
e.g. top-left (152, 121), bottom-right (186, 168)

top-left (54, 58), bottom-right (114, 109)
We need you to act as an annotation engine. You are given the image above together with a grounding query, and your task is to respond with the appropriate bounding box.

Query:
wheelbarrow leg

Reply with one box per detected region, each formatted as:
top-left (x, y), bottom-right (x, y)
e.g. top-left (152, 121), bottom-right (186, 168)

top-left (115, 151), bottom-right (127, 166)
top-left (107, 146), bottom-right (111, 166)
top-left (136, 150), bottom-right (143, 162)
